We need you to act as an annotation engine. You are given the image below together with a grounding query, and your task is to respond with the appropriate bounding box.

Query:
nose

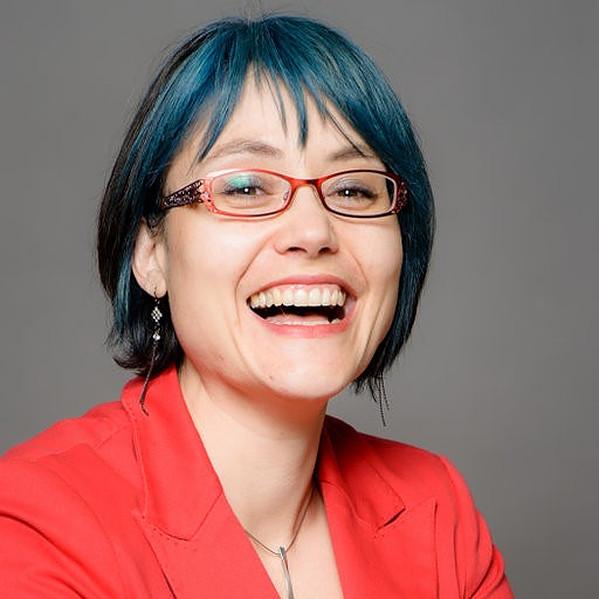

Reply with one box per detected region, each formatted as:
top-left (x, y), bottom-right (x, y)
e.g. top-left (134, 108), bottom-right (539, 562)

top-left (273, 183), bottom-right (339, 258)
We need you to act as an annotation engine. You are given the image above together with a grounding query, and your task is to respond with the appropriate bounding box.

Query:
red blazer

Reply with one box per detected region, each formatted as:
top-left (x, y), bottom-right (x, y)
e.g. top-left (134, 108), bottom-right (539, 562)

top-left (0, 366), bottom-right (514, 598)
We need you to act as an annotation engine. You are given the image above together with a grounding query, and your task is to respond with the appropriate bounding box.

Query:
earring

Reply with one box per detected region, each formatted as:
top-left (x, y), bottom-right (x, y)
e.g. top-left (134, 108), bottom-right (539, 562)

top-left (139, 289), bottom-right (163, 415)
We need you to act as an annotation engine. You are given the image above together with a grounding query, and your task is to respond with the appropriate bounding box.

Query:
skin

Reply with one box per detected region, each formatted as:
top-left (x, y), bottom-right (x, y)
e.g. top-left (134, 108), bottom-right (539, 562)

top-left (132, 73), bottom-right (403, 596)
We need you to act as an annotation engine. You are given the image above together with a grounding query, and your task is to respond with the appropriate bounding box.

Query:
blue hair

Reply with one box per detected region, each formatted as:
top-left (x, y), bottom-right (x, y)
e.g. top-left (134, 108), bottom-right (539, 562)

top-left (97, 12), bottom-right (435, 418)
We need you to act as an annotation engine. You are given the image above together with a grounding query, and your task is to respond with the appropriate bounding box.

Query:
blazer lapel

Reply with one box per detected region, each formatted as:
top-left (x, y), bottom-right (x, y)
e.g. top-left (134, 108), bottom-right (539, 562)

top-left (137, 495), bottom-right (279, 598)
top-left (318, 419), bottom-right (438, 598)
top-left (123, 368), bottom-right (279, 598)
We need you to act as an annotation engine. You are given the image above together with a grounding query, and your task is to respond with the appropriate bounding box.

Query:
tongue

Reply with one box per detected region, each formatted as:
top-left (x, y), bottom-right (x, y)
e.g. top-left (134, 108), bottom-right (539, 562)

top-left (265, 311), bottom-right (330, 325)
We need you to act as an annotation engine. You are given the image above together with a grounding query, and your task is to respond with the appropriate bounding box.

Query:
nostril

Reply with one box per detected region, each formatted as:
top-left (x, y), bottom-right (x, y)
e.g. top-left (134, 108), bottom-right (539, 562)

top-left (286, 245), bottom-right (331, 254)
top-left (274, 222), bottom-right (339, 256)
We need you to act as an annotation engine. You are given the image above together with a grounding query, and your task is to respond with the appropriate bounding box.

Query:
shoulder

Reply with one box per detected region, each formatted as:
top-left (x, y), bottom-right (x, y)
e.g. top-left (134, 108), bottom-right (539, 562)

top-left (324, 415), bottom-right (514, 597)
top-left (1, 398), bottom-right (137, 487)
top-left (0, 398), bottom-right (139, 518)
top-left (324, 414), bottom-right (459, 503)
top-left (3, 399), bottom-right (129, 462)
top-left (0, 400), bottom-right (136, 596)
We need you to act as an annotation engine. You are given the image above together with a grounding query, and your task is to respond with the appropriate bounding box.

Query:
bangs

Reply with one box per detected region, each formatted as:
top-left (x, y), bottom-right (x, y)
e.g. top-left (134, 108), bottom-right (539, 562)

top-left (168, 16), bottom-right (396, 171)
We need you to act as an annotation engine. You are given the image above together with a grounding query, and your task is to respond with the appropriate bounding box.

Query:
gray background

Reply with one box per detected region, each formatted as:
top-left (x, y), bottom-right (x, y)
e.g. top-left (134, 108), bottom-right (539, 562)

top-left (1, 0), bottom-right (597, 596)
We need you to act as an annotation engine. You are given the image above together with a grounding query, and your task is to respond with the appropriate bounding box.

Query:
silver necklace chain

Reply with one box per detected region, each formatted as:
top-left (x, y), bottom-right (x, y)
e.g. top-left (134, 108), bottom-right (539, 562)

top-left (244, 485), bottom-right (316, 599)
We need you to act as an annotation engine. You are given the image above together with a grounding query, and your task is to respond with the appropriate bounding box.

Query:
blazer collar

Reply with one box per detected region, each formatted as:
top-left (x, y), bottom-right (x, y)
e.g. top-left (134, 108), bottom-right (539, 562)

top-left (121, 365), bottom-right (405, 539)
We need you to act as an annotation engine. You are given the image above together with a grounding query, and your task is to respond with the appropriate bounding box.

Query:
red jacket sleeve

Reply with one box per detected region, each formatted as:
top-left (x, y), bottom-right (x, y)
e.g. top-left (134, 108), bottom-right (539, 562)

top-left (0, 458), bottom-right (124, 598)
top-left (439, 455), bottom-right (515, 598)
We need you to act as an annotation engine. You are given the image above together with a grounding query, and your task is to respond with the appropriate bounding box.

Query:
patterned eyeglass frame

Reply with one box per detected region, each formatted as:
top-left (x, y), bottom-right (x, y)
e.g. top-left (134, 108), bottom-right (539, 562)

top-left (158, 168), bottom-right (408, 219)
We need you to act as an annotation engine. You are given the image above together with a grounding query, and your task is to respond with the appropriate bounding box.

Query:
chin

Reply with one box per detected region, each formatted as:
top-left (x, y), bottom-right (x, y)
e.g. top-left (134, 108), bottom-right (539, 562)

top-left (255, 366), bottom-right (353, 403)
top-left (241, 342), bottom-right (367, 401)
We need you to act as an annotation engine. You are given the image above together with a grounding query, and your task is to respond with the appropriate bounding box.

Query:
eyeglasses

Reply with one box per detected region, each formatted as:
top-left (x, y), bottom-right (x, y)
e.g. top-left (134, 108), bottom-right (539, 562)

top-left (159, 168), bottom-right (408, 218)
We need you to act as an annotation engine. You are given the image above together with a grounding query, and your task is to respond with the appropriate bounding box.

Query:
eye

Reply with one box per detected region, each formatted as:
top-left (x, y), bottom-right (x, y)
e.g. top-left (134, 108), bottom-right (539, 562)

top-left (333, 185), bottom-right (376, 199)
top-left (326, 181), bottom-right (378, 203)
top-left (222, 176), bottom-right (265, 196)
top-left (322, 172), bottom-right (391, 211)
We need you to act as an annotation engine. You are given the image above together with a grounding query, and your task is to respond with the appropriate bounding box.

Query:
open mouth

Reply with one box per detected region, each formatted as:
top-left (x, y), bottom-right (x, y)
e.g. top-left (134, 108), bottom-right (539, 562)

top-left (247, 285), bottom-right (349, 325)
top-left (250, 303), bottom-right (345, 323)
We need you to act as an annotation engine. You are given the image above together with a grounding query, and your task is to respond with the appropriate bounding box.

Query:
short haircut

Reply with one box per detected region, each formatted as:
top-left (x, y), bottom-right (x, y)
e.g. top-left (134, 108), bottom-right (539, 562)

top-left (97, 12), bottom-right (435, 417)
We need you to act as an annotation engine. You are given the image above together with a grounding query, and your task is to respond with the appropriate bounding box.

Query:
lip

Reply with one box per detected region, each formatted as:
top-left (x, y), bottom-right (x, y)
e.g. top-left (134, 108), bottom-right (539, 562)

top-left (247, 294), bottom-right (356, 338)
top-left (248, 273), bottom-right (357, 339)
top-left (245, 273), bottom-right (357, 338)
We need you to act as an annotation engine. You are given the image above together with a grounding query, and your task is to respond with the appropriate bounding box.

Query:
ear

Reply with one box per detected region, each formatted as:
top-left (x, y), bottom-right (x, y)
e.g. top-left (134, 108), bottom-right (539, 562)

top-left (131, 219), bottom-right (168, 298)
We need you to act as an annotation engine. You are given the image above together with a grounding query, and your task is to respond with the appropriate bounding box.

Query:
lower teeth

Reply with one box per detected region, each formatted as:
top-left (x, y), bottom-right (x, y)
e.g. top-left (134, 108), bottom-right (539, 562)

top-left (272, 318), bottom-right (341, 326)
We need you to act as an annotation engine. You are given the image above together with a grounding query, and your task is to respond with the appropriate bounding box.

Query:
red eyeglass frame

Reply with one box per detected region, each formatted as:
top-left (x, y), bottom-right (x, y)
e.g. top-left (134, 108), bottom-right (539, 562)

top-left (158, 168), bottom-right (408, 218)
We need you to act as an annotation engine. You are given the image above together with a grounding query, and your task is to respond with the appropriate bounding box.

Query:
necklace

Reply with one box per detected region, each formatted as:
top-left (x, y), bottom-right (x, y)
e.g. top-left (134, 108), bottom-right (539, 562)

top-left (244, 485), bottom-right (315, 599)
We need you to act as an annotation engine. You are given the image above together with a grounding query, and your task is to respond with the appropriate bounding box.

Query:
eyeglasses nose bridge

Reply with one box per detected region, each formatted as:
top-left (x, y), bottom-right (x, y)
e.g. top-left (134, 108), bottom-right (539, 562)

top-left (284, 177), bottom-right (327, 211)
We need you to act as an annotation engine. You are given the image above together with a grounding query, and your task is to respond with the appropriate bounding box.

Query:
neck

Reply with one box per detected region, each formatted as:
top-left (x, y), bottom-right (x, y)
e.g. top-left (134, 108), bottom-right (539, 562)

top-left (178, 359), bottom-right (328, 547)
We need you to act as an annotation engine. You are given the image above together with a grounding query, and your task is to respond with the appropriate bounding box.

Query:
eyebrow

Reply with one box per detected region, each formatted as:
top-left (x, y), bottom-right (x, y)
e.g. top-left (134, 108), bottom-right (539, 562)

top-left (202, 137), bottom-right (379, 163)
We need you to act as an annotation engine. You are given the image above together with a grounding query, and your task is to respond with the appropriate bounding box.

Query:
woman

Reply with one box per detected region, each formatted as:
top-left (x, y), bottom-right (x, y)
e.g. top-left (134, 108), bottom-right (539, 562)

top-left (0, 13), bottom-right (514, 598)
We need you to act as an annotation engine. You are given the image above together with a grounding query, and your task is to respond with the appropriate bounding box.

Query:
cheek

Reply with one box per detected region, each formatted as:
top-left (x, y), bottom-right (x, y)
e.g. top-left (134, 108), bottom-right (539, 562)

top-left (361, 222), bottom-right (403, 328)
top-left (362, 221), bottom-right (403, 288)
top-left (166, 216), bottom-right (262, 355)
top-left (162, 217), bottom-right (254, 341)
top-left (165, 214), bottom-right (251, 283)
top-left (346, 222), bottom-right (402, 377)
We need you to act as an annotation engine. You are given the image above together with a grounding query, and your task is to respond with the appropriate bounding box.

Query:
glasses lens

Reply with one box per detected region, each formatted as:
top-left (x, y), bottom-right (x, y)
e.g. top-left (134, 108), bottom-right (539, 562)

top-left (211, 171), bottom-right (290, 215)
top-left (322, 172), bottom-right (396, 216)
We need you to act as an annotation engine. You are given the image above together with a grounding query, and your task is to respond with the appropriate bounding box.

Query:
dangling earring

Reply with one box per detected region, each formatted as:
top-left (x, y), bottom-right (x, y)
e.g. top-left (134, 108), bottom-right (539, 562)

top-left (378, 379), bottom-right (390, 428)
top-left (370, 374), bottom-right (390, 428)
top-left (139, 289), bottom-right (163, 415)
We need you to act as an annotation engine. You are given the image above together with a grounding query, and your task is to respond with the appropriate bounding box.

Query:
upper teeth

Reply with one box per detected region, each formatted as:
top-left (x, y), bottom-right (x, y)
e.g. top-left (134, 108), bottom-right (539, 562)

top-left (249, 285), bottom-right (347, 309)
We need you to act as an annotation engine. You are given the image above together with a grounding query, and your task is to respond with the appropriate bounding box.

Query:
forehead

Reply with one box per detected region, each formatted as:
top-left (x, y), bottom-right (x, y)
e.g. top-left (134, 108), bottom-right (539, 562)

top-left (223, 74), bottom-right (333, 137)
top-left (192, 72), bottom-right (379, 165)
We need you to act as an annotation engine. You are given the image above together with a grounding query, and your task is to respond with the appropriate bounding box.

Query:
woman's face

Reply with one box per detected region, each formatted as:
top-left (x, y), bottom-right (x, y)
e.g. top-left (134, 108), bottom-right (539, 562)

top-left (144, 75), bottom-right (403, 402)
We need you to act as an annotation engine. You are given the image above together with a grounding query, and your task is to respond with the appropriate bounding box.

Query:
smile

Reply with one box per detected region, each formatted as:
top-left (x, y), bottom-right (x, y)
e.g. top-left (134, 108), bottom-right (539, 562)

top-left (248, 284), bottom-right (347, 325)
